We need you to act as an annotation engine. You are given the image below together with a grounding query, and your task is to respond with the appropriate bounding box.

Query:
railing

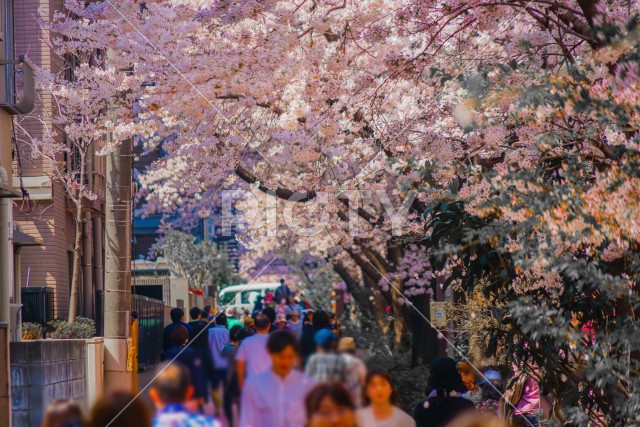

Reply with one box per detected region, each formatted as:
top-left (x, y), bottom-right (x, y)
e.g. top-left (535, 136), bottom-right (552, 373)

top-left (132, 294), bottom-right (165, 370)
top-left (21, 287), bottom-right (54, 337)
top-left (95, 291), bottom-right (168, 371)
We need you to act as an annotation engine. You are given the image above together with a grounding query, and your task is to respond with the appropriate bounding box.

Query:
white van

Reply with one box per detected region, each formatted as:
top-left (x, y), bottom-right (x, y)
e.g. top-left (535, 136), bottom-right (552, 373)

top-left (218, 282), bottom-right (280, 313)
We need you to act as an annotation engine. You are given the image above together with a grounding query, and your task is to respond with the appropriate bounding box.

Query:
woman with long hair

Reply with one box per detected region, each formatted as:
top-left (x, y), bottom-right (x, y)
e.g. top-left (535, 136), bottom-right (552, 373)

top-left (357, 368), bottom-right (416, 427)
top-left (306, 383), bottom-right (357, 427)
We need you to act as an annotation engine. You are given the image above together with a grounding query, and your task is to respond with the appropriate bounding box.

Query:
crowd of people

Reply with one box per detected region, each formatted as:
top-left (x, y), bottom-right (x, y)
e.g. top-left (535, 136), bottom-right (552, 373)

top-left (41, 280), bottom-right (543, 427)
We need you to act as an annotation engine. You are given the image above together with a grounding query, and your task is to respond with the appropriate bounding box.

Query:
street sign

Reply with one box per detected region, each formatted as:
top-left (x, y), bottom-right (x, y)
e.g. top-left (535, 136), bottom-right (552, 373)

top-left (430, 302), bottom-right (448, 327)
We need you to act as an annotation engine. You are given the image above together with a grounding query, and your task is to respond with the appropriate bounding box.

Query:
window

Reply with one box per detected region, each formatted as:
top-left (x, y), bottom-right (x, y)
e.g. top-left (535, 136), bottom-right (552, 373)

top-left (64, 52), bottom-right (78, 82)
top-left (63, 134), bottom-right (87, 185)
top-left (1, 0), bottom-right (15, 104)
top-left (0, 0), bottom-right (6, 44)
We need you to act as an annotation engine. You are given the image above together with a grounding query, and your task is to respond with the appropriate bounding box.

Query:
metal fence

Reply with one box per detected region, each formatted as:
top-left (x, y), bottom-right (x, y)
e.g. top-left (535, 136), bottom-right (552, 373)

top-left (95, 291), bottom-right (167, 371)
top-left (132, 294), bottom-right (165, 370)
top-left (21, 287), bottom-right (54, 336)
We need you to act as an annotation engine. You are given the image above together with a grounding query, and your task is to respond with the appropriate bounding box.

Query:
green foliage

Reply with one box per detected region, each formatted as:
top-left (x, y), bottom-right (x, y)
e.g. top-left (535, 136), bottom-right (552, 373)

top-left (21, 322), bottom-right (43, 340)
top-left (47, 317), bottom-right (96, 339)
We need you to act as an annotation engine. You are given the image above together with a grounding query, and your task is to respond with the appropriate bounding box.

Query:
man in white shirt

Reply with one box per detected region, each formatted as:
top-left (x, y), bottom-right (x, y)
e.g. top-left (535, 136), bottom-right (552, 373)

top-left (239, 330), bottom-right (315, 427)
top-left (236, 313), bottom-right (272, 389)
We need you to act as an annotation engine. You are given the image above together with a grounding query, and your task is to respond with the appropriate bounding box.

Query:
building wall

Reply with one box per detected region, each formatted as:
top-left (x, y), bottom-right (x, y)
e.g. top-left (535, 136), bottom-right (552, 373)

top-left (12, 0), bottom-right (106, 320)
top-left (10, 340), bottom-right (87, 427)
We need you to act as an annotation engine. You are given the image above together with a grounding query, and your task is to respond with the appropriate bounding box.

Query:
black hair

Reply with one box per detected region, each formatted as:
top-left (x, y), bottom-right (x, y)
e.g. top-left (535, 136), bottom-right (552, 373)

top-left (266, 330), bottom-right (299, 354)
top-left (254, 313), bottom-right (271, 331)
top-left (216, 312), bottom-right (228, 327)
top-left (363, 368), bottom-right (400, 406)
top-left (280, 278), bottom-right (285, 284)
top-left (262, 307), bottom-right (277, 324)
top-left (312, 309), bottom-right (330, 330)
top-left (305, 383), bottom-right (354, 420)
top-left (170, 307), bottom-right (184, 323)
top-left (237, 327), bottom-right (256, 341)
top-left (229, 325), bottom-right (243, 341)
top-left (189, 307), bottom-right (201, 320)
top-left (203, 305), bottom-right (211, 314)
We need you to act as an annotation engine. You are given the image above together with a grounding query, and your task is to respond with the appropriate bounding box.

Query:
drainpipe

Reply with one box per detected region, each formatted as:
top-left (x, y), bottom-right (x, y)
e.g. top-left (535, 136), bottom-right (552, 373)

top-left (93, 216), bottom-right (104, 293)
top-left (0, 166), bottom-right (14, 427)
top-left (0, 167), bottom-right (12, 325)
top-left (83, 212), bottom-right (93, 318)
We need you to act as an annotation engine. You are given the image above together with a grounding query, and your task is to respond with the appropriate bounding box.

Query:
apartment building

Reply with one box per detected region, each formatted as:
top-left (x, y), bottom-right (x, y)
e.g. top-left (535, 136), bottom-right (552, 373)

top-left (12, 0), bottom-right (106, 319)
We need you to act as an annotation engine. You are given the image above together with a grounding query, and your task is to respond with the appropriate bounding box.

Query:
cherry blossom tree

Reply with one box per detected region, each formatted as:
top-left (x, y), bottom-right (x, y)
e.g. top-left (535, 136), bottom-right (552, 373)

top-left (16, 4), bottom-right (148, 321)
top-left (31, 0), bottom-right (640, 421)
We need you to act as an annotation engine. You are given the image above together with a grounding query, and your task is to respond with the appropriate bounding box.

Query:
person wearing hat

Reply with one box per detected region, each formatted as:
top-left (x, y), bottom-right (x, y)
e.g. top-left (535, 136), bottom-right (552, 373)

top-left (413, 357), bottom-right (476, 427)
top-left (305, 329), bottom-right (349, 384)
top-left (225, 306), bottom-right (243, 330)
top-left (477, 370), bottom-right (503, 415)
top-left (287, 310), bottom-right (303, 338)
top-left (338, 337), bottom-right (367, 406)
top-left (275, 313), bottom-right (289, 331)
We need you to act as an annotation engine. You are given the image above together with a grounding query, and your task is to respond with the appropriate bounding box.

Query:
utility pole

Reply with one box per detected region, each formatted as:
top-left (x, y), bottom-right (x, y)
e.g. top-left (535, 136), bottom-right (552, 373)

top-left (103, 136), bottom-right (133, 389)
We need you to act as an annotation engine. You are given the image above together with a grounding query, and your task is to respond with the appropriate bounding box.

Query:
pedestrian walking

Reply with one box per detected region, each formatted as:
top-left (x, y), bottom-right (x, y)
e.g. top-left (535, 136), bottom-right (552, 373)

top-left (150, 363), bottom-right (222, 427)
top-left (226, 307), bottom-right (243, 329)
top-left (162, 325), bottom-right (210, 408)
top-left (274, 278), bottom-right (292, 303)
top-left (162, 307), bottom-right (193, 352)
top-left (457, 362), bottom-right (481, 404)
top-left (276, 298), bottom-right (288, 318)
top-left (187, 307), bottom-right (216, 404)
top-left (285, 295), bottom-right (302, 316)
top-left (275, 313), bottom-right (289, 331)
top-left (208, 313), bottom-right (231, 388)
top-left (42, 399), bottom-right (85, 427)
top-left (500, 367), bottom-right (541, 427)
top-left (476, 370), bottom-right (503, 414)
top-left (223, 326), bottom-right (255, 427)
top-left (303, 310), bottom-right (314, 330)
top-left (286, 310), bottom-right (303, 338)
top-left (357, 368), bottom-right (416, 426)
top-left (305, 383), bottom-right (356, 427)
top-left (88, 390), bottom-right (151, 427)
top-left (239, 331), bottom-right (315, 427)
top-left (236, 313), bottom-right (272, 389)
top-left (300, 309), bottom-right (330, 366)
top-left (264, 290), bottom-right (275, 306)
top-left (262, 307), bottom-right (279, 332)
top-left (413, 357), bottom-right (476, 427)
top-left (252, 295), bottom-right (264, 314)
top-left (337, 337), bottom-right (367, 406)
top-left (305, 329), bottom-right (349, 383)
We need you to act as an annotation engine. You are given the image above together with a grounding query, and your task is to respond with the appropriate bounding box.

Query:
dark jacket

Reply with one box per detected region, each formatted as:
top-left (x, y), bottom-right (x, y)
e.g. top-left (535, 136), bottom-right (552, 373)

top-left (188, 320), bottom-right (211, 349)
top-left (162, 344), bottom-right (210, 400)
top-left (274, 285), bottom-right (291, 302)
top-left (413, 395), bottom-right (476, 427)
top-left (162, 321), bottom-right (193, 352)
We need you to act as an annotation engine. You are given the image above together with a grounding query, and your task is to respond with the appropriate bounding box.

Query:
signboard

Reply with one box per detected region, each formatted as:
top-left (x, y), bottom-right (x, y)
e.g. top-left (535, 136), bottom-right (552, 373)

top-left (430, 302), bottom-right (448, 328)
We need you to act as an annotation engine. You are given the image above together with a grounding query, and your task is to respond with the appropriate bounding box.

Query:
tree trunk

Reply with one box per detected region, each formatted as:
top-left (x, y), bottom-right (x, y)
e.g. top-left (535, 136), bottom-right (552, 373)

top-left (68, 201), bottom-right (83, 322)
